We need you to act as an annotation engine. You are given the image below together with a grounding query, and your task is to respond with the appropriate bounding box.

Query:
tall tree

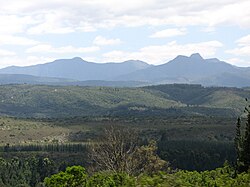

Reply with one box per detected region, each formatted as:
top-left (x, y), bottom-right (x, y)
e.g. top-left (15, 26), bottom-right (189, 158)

top-left (88, 126), bottom-right (168, 175)
top-left (235, 98), bottom-right (250, 172)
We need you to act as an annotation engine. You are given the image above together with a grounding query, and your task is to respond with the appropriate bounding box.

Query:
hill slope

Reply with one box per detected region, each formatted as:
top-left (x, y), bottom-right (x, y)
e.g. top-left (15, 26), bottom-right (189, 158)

top-left (0, 84), bottom-right (248, 118)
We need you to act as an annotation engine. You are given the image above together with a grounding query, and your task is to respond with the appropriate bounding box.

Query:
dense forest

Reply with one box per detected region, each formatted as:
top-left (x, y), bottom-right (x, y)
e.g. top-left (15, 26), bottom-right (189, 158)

top-left (0, 84), bottom-right (249, 186)
top-left (0, 84), bottom-right (249, 117)
top-left (0, 114), bottom-right (250, 187)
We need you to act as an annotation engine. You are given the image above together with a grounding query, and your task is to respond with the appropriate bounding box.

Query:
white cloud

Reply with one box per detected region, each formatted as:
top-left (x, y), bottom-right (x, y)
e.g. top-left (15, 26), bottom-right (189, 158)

top-left (236, 34), bottom-right (250, 46)
top-left (226, 46), bottom-right (250, 57)
top-left (93, 36), bottom-right (122, 46)
top-left (0, 35), bottom-right (39, 46)
top-left (227, 58), bottom-right (250, 67)
top-left (0, 56), bottom-right (55, 68)
top-left (0, 14), bottom-right (34, 34)
top-left (201, 27), bottom-right (216, 33)
top-left (150, 28), bottom-right (186, 38)
top-left (0, 0), bottom-right (249, 35)
top-left (226, 34), bottom-right (250, 57)
top-left (26, 44), bottom-right (100, 54)
top-left (0, 49), bottom-right (16, 56)
top-left (103, 40), bottom-right (223, 64)
top-left (27, 10), bottom-right (75, 35)
top-left (0, 0), bottom-right (248, 68)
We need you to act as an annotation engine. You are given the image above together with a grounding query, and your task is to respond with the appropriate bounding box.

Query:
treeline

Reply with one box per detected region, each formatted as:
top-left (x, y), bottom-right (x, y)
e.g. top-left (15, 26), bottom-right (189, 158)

top-left (0, 141), bottom-right (236, 171)
top-left (158, 140), bottom-right (236, 171)
top-left (0, 156), bottom-right (57, 187)
top-left (0, 143), bottom-right (87, 153)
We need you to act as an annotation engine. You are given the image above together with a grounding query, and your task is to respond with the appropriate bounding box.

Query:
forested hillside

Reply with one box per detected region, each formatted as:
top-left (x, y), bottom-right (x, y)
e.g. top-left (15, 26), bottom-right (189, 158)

top-left (0, 84), bottom-right (248, 118)
top-left (0, 84), bottom-right (249, 186)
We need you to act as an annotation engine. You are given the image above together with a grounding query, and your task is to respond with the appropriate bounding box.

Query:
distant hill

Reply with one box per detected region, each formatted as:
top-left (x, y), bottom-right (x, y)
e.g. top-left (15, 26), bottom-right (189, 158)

top-left (0, 57), bottom-right (151, 81)
top-left (0, 74), bottom-right (74, 85)
top-left (56, 80), bottom-right (149, 87)
top-left (0, 54), bottom-right (249, 87)
top-left (117, 53), bottom-right (250, 87)
top-left (0, 84), bottom-right (248, 118)
top-left (0, 74), bottom-right (148, 87)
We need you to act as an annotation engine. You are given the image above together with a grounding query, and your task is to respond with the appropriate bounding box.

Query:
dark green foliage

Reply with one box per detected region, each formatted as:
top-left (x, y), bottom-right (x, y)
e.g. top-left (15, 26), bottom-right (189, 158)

top-left (44, 166), bottom-right (135, 187)
top-left (158, 140), bottom-right (236, 171)
top-left (235, 117), bottom-right (243, 171)
top-left (45, 165), bottom-right (250, 187)
top-left (0, 84), bottom-right (248, 118)
top-left (145, 84), bottom-right (249, 109)
top-left (235, 100), bottom-right (250, 172)
top-left (87, 172), bottom-right (135, 187)
top-left (0, 115), bottom-right (238, 172)
top-left (0, 156), bottom-right (56, 187)
top-left (0, 143), bottom-right (87, 153)
top-left (44, 166), bottom-right (87, 187)
top-left (242, 103), bottom-right (250, 171)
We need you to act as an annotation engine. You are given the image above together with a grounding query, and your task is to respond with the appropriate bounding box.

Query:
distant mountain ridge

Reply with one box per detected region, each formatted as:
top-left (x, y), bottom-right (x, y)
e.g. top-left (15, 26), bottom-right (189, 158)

top-left (0, 73), bottom-right (76, 83)
top-left (0, 58), bottom-right (151, 81)
top-left (0, 54), bottom-right (249, 87)
top-left (117, 53), bottom-right (250, 87)
top-left (0, 74), bottom-right (148, 87)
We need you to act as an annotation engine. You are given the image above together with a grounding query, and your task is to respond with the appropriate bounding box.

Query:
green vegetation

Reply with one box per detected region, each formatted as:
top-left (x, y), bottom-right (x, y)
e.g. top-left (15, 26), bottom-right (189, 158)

top-left (158, 140), bottom-right (235, 171)
top-left (0, 117), bottom-right (69, 145)
top-left (235, 99), bottom-right (250, 172)
top-left (0, 116), bottom-right (238, 171)
top-left (0, 156), bottom-right (55, 187)
top-left (145, 84), bottom-right (249, 112)
top-left (0, 84), bottom-right (248, 117)
top-left (43, 116), bottom-right (250, 186)
top-left (44, 166), bottom-right (87, 187)
top-left (44, 165), bottom-right (250, 187)
top-left (0, 84), bottom-right (249, 186)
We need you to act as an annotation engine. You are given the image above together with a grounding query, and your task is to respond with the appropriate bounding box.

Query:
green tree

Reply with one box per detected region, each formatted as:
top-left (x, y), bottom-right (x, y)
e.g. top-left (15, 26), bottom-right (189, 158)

top-left (241, 99), bottom-right (250, 171)
top-left (44, 166), bottom-right (87, 187)
top-left (235, 98), bottom-right (250, 172)
top-left (86, 172), bottom-right (135, 187)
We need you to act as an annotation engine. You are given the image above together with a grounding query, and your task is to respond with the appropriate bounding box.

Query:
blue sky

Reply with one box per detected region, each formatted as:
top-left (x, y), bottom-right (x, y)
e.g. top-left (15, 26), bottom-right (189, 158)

top-left (0, 0), bottom-right (250, 68)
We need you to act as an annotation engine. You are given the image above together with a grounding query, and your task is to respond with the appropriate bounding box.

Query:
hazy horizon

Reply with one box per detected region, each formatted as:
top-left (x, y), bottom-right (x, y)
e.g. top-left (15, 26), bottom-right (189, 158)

top-left (1, 53), bottom-right (249, 69)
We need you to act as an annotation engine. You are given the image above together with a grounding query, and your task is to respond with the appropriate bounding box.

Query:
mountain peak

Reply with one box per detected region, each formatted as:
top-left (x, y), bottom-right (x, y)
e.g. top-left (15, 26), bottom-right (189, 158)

top-left (72, 57), bottom-right (83, 60)
top-left (190, 53), bottom-right (203, 60)
top-left (53, 57), bottom-right (85, 64)
top-left (71, 57), bottom-right (87, 63)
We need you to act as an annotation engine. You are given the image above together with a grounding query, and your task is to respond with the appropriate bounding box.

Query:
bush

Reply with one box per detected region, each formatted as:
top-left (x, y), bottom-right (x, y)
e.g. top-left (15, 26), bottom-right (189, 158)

top-left (44, 164), bottom-right (250, 187)
top-left (44, 166), bottom-right (87, 187)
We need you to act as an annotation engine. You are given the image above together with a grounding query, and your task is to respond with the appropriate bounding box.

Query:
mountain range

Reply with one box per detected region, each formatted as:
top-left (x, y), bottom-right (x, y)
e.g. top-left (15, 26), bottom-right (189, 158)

top-left (0, 53), bottom-right (249, 87)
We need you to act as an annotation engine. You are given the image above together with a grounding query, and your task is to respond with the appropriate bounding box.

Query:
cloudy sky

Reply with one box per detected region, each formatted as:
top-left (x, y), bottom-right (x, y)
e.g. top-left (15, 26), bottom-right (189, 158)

top-left (0, 0), bottom-right (250, 68)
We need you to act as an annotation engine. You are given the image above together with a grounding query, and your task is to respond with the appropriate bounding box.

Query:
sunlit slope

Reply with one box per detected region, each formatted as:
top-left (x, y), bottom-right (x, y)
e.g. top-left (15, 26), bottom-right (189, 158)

top-left (144, 84), bottom-right (250, 113)
top-left (0, 84), bottom-right (248, 117)
top-left (0, 85), bottom-right (182, 117)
